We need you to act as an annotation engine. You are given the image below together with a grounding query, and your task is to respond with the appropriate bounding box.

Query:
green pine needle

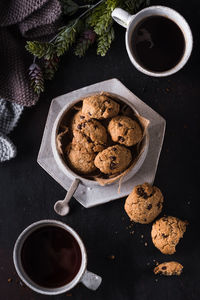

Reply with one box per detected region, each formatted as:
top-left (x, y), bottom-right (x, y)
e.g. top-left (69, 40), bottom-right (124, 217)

top-left (55, 20), bottom-right (82, 56)
top-left (97, 26), bottom-right (115, 56)
top-left (26, 41), bottom-right (55, 60)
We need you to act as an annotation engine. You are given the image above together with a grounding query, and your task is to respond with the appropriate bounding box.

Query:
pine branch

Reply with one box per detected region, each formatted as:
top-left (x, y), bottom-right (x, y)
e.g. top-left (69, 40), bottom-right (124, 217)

top-left (97, 26), bottom-right (115, 56)
top-left (55, 20), bottom-right (82, 56)
top-left (61, 0), bottom-right (92, 16)
top-left (74, 29), bottom-right (96, 57)
top-left (94, 0), bottom-right (120, 35)
top-left (26, 41), bottom-right (55, 60)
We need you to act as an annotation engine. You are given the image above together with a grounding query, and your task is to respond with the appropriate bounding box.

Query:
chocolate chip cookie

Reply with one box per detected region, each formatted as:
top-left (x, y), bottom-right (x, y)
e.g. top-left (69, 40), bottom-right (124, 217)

top-left (151, 216), bottom-right (188, 255)
top-left (108, 116), bottom-right (142, 146)
top-left (124, 183), bottom-right (164, 224)
top-left (71, 110), bottom-right (87, 131)
top-left (66, 142), bottom-right (96, 174)
top-left (94, 145), bottom-right (132, 175)
top-left (82, 94), bottom-right (120, 119)
top-left (73, 118), bottom-right (107, 153)
top-left (154, 261), bottom-right (183, 276)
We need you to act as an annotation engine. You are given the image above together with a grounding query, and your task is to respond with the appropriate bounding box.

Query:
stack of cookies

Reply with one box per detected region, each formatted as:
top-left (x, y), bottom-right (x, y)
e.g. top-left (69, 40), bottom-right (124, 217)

top-left (57, 93), bottom-right (144, 179)
top-left (125, 182), bottom-right (188, 276)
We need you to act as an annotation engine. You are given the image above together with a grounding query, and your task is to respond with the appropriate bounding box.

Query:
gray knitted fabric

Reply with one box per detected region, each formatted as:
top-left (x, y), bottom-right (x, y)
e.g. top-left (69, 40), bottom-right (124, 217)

top-left (0, 0), bottom-right (62, 106)
top-left (0, 99), bottom-right (23, 162)
top-left (0, 0), bottom-right (62, 161)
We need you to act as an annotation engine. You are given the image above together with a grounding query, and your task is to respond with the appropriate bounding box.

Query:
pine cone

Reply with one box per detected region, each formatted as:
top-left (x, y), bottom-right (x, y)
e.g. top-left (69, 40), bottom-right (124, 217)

top-left (44, 56), bottom-right (60, 80)
top-left (82, 29), bottom-right (96, 44)
top-left (29, 63), bottom-right (44, 95)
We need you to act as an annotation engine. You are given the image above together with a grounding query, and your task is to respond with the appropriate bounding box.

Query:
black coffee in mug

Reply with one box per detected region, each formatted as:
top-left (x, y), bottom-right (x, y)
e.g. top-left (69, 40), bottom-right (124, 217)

top-left (131, 16), bottom-right (185, 72)
top-left (21, 226), bottom-right (82, 288)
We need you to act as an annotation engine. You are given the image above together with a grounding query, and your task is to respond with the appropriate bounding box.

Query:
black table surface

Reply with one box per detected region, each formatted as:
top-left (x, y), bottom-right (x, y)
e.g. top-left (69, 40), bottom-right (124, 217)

top-left (1, 0), bottom-right (200, 299)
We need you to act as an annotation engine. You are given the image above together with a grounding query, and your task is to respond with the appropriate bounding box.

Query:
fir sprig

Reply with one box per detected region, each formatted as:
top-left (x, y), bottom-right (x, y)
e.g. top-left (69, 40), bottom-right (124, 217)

top-left (74, 29), bottom-right (96, 57)
top-left (26, 42), bottom-right (55, 60)
top-left (26, 0), bottom-right (150, 95)
top-left (55, 20), bottom-right (82, 56)
top-left (97, 26), bottom-right (115, 56)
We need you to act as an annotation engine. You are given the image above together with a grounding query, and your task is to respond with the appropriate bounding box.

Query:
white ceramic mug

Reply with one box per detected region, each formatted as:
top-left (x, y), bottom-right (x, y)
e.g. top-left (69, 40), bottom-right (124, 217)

top-left (112, 6), bottom-right (193, 77)
top-left (13, 220), bottom-right (102, 295)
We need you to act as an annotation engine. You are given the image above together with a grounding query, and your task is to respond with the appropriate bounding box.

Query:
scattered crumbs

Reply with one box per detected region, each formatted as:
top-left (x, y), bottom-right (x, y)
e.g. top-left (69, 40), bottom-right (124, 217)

top-left (108, 255), bottom-right (115, 260)
top-left (141, 234), bottom-right (144, 239)
top-left (153, 259), bottom-right (156, 263)
top-left (130, 230), bottom-right (134, 235)
top-left (156, 262), bottom-right (159, 266)
top-left (7, 278), bottom-right (12, 283)
top-left (144, 242), bottom-right (148, 247)
top-left (66, 293), bottom-right (72, 297)
top-left (165, 87), bottom-right (170, 92)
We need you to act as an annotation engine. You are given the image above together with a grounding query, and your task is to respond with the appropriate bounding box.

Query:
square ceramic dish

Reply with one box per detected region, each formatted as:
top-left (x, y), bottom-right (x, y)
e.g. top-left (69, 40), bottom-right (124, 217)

top-left (37, 78), bottom-right (166, 208)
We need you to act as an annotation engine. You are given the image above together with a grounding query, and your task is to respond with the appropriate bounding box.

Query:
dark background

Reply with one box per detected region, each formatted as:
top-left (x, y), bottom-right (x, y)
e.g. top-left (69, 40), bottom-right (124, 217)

top-left (0, 0), bottom-right (200, 299)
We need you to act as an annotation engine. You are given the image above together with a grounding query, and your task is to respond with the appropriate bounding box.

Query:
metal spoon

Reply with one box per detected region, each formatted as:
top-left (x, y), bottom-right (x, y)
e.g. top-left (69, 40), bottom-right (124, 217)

top-left (54, 178), bottom-right (80, 216)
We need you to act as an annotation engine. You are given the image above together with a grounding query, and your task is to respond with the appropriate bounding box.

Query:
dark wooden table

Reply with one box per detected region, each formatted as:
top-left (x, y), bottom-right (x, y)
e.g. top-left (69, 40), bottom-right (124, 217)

top-left (1, 0), bottom-right (200, 299)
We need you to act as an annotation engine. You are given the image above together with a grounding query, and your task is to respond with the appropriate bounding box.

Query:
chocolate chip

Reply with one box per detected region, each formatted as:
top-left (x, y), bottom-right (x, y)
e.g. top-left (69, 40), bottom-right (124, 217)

top-left (162, 234), bottom-right (168, 238)
top-left (143, 218), bottom-right (147, 222)
top-left (112, 147), bottom-right (117, 152)
top-left (118, 136), bottom-right (125, 142)
top-left (147, 204), bottom-right (152, 210)
top-left (108, 108), bottom-right (112, 111)
top-left (110, 162), bottom-right (117, 170)
top-left (82, 123), bottom-right (86, 128)
top-left (94, 125), bottom-right (98, 129)
top-left (109, 156), bottom-right (116, 161)
top-left (137, 187), bottom-right (148, 199)
top-left (88, 112), bottom-right (92, 116)
top-left (86, 137), bottom-right (92, 143)
top-left (80, 115), bottom-right (85, 119)
top-left (157, 202), bottom-right (162, 209)
top-left (162, 266), bottom-right (167, 270)
top-left (118, 123), bottom-right (123, 127)
top-left (77, 124), bottom-right (82, 130)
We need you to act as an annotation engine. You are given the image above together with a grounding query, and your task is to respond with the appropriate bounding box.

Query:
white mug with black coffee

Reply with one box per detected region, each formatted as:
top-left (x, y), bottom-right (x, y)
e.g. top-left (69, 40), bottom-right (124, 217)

top-left (112, 6), bottom-right (193, 77)
top-left (13, 220), bottom-right (102, 295)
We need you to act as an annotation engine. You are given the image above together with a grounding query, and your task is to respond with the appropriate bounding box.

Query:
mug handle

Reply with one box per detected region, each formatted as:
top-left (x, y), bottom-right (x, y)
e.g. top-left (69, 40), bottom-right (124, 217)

top-left (80, 270), bottom-right (102, 291)
top-left (112, 8), bottom-right (133, 28)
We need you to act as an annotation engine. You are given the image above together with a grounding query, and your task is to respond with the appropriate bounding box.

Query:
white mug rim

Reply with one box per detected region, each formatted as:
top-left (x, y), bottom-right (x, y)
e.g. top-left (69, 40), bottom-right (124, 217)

top-left (13, 220), bottom-right (87, 295)
top-left (125, 5), bottom-right (193, 77)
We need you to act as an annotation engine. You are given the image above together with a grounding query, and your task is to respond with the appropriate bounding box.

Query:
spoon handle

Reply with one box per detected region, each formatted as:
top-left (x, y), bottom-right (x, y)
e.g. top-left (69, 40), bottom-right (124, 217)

top-left (63, 178), bottom-right (80, 204)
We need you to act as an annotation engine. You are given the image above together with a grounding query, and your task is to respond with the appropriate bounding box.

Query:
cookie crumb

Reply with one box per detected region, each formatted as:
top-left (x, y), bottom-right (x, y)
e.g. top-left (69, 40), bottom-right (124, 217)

top-left (7, 278), bottom-right (12, 283)
top-left (144, 242), bottom-right (148, 246)
top-left (154, 261), bottom-right (183, 276)
top-left (141, 234), bottom-right (144, 239)
top-left (108, 255), bottom-right (115, 260)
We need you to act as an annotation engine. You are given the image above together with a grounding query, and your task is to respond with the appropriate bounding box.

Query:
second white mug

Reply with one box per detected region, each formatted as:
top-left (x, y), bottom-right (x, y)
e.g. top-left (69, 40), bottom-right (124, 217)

top-left (112, 6), bottom-right (193, 77)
